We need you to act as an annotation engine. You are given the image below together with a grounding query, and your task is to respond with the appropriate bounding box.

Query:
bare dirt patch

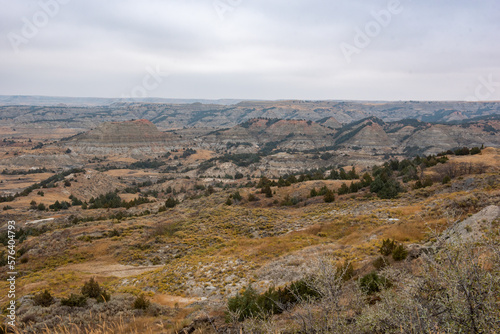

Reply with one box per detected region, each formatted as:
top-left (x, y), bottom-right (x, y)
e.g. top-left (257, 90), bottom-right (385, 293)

top-left (152, 294), bottom-right (205, 308)
top-left (58, 261), bottom-right (162, 278)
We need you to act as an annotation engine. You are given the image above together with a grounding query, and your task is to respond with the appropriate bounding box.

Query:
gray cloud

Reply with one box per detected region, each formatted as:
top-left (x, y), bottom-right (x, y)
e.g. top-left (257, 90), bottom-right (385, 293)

top-left (0, 0), bottom-right (499, 100)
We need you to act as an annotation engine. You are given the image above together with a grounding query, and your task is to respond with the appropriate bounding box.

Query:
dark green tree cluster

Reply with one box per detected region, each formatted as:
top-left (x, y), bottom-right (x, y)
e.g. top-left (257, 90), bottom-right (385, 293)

top-left (359, 272), bottom-right (391, 295)
top-left (69, 195), bottom-right (83, 206)
top-left (164, 197), bottom-right (179, 208)
top-left (227, 280), bottom-right (319, 321)
top-left (81, 277), bottom-right (110, 303)
top-left (330, 167), bottom-right (359, 180)
top-left (0, 169), bottom-right (85, 204)
top-left (88, 192), bottom-right (123, 209)
top-left (33, 290), bottom-right (55, 307)
top-left (60, 277), bottom-right (110, 307)
top-left (280, 195), bottom-right (301, 206)
top-left (0, 226), bottom-right (48, 245)
top-left (86, 191), bottom-right (152, 210)
top-left (48, 200), bottom-right (71, 211)
top-left (370, 167), bottom-right (404, 199)
top-left (129, 159), bottom-right (165, 169)
top-left (379, 238), bottom-right (407, 261)
top-left (449, 146), bottom-right (482, 156)
top-left (309, 185), bottom-right (331, 198)
top-left (226, 191), bottom-right (243, 205)
top-left (181, 148), bottom-right (197, 158)
top-left (414, 176), bottom-right (434, 189)
top-left (218, 153), bottom-right (261, 167)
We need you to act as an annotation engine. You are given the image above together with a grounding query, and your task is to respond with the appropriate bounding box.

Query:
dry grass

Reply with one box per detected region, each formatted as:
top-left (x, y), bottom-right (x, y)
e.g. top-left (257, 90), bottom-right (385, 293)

top-left (1, 148), bottom-right (497, 333)
top-left (449, 147), bottom-right (499, 167)
top-left (6, 316), bottom-right (163, 334)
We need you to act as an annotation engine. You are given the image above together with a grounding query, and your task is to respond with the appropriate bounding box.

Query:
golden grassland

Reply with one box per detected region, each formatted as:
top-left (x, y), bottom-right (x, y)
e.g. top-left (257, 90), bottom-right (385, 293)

top-left (0, 148), bottom-right (498, 332)
top-left (3, 174), bottom-right (495, 302)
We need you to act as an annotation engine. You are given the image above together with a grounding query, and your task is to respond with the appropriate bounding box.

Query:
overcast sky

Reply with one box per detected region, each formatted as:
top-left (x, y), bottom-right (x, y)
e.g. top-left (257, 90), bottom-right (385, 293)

top-left (0, 0), bottom-right (499, 101)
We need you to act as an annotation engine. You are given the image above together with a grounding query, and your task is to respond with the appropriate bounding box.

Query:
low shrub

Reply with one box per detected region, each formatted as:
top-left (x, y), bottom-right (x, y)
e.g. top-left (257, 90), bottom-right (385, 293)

top-left (227, 285), bottom-right (260, 321)
top-left (227, 279), bottom-right (319, 321)
top-left (359, 272), bottom-right (391, 295)
top-left (392, 244), bottom-right (408, 261)
top-left (379, 239), bottom-right (396, 256)
top-left (81, 277), bottom-right (110, 303)
top-left (33, 289), bottom-right (54, 307)
top-left (132, 294), bottom-right (150, 310)
top-left (61, 294), bottom-right (87, 307)
top-left (373, 256), bottom-right (389, 270)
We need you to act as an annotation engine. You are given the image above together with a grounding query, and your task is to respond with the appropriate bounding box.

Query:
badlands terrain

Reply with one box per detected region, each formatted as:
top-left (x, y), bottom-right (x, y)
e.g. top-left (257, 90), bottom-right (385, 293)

top-left (0, 98), bottom-right (499, 333)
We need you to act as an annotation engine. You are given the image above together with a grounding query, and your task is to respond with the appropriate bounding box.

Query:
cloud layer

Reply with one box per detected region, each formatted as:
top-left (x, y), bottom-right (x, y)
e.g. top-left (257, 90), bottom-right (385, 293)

top-left (1, 0), bottom-right (499, 100)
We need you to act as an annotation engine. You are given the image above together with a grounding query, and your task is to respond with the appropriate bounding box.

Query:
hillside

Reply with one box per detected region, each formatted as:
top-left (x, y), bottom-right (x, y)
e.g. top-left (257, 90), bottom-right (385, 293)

top-left (0, 141), bottom-right (499, 333)
top-left (1, 100), bottom-right (499, 134)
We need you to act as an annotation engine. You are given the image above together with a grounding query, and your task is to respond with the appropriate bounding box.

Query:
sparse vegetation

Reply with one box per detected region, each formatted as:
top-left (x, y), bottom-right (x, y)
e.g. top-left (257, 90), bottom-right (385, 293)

top-left (60, 294), bottom-right (87, 307)
top-left (132, 294), bottom-right (150, 310)
top-left (33, 290), bottom-right (55, 307)
top-left (81, 277), bottom-right (110, 303)
top-left (1, 112), bottom-right (497, 333)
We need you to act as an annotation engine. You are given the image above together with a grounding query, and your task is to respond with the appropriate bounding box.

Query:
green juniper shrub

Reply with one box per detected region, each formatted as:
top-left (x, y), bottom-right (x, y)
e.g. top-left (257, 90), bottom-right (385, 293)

top-left (379, 238), bottom-right (396, 256)
top-left (61, 294), bottom-right (87, 307)
top-left (232, 191), bottom-right (242, 202)
top-left (392, 244), bottom-right (408, 261)
top-left (227, 279), bottom-right (319, 321)
top-left (262, 185), bottom-right (273, 198)
top-left (287, 279), bottom-right (320, 303)
top-left (359, 272), bottom-right (391, 295)
top-left (470, 147), bottom-right (481, 155)
top-left (33, 289), bottom-right (54, 307)
top-left (81, 277), bottom-right (110, 303)
top-left (164, 197), bottom-right (178, 208)
top-left (281, 195), bottom-right (300, 206)
top-left (133, 294), bottom-right (150, 310)
top-left (227, 285), bottom-right (260, 321)
top-left (323, 189), bottom-right (335, 203)
top-left (338, 183), bottom-right (350, 195)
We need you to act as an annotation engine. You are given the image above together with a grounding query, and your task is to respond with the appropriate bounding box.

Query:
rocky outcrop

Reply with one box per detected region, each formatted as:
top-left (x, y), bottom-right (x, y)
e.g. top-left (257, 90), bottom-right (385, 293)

top-left (349, 123), bottom-right (393, 148)
top-left (441, 205), bottom-right (500, 244)
top-left (2, 100), bottom-right (500, 131)
top-left (61, 119), bottom-right (183, 156)
top-left (54, 116), bottom-right (500, 159)
top-left (69, 119), bottom-right (166, 144)
top-left (318, 116), bottom-right (343, 129)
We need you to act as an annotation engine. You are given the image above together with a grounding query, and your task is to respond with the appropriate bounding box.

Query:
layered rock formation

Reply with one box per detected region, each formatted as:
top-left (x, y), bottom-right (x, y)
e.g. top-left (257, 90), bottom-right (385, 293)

top-left (62, 119), bottom-right (177, 156)
top-left (72, 119), bottom-right (166, 144)
top-left (58, 116), bottom-right (500, 158)
top-left (2, 99), bottom-right (500, 131)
